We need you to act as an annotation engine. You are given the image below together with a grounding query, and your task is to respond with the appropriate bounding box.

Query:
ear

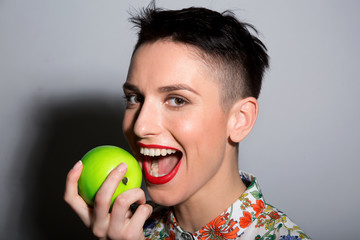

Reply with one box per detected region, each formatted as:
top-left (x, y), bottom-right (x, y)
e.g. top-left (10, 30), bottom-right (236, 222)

top-left (227, 97), bottom-right (258, 143)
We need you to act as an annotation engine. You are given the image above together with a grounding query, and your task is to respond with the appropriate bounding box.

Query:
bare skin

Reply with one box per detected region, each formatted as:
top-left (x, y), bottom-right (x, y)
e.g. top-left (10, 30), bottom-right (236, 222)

top-left (64, 162), bottom-right (152, 239)
top-left (64, 40), bottom-right (258, 238)
top-left (123, 41), bottom-right (257, 232)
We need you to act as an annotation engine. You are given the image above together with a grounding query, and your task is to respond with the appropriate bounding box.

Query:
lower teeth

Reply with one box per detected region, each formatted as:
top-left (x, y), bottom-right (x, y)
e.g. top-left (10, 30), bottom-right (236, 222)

top-left (150, 172), bottom-right (166, 177)
top-left (150, 159), bottom-right (166, 177)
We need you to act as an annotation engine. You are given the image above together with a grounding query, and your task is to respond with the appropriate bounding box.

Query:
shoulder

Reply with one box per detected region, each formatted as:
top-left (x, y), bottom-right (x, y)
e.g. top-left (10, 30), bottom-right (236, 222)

top-left (252, 203), bottom-right (311, 239)
top-left (238, 171), bottom-right (310, 239)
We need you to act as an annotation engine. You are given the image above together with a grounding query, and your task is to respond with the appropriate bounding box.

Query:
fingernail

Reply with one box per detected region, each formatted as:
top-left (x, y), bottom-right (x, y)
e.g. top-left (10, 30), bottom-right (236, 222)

top-left (73, 160), bottom-right (82, 170)
top-left (116, 162), bottom-right (127, 172)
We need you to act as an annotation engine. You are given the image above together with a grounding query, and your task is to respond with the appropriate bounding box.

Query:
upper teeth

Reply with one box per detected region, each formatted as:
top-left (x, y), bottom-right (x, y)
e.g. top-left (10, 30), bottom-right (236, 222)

top-left (140, 147), bottom-right (177, 157)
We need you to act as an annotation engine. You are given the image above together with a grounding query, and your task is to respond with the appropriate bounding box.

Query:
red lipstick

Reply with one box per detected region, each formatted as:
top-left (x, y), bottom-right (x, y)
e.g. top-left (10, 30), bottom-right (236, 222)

top-left (139, 143), bottom-right (182, 185)
top-left (138, 143), bottom-right (178, 151)
top-left (143, 158), bottom-right (182, 185)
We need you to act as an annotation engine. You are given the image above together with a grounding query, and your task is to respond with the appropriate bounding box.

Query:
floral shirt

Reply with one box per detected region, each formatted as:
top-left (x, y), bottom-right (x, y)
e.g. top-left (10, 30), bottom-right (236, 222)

top-left (143, 171), bottom-right (310, 240)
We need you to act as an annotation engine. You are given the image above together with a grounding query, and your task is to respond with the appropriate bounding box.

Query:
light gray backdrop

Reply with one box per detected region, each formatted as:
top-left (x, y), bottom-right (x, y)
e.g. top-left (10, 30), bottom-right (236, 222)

top-left (1, 0), bottom-right (359, 239)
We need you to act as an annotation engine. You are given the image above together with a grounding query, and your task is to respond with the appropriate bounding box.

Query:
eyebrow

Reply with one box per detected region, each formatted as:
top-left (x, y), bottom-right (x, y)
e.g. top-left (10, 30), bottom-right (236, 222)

top-left (159, 84), bottom-right (199, 95)
top-left (123, 82), bottom-right (139, 92)
top-left (123, 82), bottom-right (199, 95)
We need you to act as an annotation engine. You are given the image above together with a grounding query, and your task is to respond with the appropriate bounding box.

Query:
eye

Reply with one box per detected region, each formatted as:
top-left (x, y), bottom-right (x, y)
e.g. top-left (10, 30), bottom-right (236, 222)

top-left (166, 96), bottom-right (188, 107)
top-left (125, 94), bottom-right (144, 107)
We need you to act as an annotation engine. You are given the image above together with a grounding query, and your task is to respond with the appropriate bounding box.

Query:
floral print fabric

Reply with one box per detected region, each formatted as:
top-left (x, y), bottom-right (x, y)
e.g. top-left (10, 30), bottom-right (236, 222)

top-left (143, 171), bottom-right (310, 240)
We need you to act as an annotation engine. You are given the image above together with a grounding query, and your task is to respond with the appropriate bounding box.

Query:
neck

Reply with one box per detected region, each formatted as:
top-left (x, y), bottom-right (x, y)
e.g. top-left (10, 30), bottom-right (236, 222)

top-left (173, 149), bottom-right (246, 233)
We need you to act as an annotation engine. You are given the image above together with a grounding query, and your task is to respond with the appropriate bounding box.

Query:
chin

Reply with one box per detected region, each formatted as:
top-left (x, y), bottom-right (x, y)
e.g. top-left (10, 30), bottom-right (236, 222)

top-left (147, 188), bottom-right (182, 207)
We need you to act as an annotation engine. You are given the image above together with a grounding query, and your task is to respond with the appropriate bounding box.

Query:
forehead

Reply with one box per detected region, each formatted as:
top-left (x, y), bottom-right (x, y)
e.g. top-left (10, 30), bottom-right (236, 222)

top-left (126, 40), bottom-right (218, 88)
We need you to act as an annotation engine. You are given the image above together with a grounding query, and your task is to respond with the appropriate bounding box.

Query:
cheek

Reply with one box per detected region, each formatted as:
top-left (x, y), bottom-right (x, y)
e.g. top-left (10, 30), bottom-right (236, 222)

top-left (171, 112), bottom-right (227, 151)
top-left (171, 115), bottom-right (202, 142)
top-left (122, 114), bottom-right (131, 137)
top-left (122, 112), bottom-right (144, 168)
top-left (122, 111), bottom-right (136, 146)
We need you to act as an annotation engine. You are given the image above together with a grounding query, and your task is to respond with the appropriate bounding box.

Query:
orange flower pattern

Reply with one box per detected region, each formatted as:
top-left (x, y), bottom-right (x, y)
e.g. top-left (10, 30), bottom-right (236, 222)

top-left (239, 211), bottom-right (253, 228)
top-left (198, 214), bottom-right (239, 239)
top-left (251, 200), bottom-right (265, 218)
top-left (165, 231), bottom-right (175, 240)
top-left (143, 171), bottom-right (310, 240)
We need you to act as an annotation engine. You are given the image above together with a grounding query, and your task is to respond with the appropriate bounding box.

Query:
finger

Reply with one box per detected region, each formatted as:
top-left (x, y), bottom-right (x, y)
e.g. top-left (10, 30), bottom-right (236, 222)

top-left (125, 203), bottom-right (153, 233)
top-left (107, 188), bottom-right (151, 238)
top-left (64, 160), bottom-right (92, 227)
top-left (107, 206), bottom-right (152, 240)
top-left (92, 163), bottom-right (127, 236)
top-left (108, 188), bottom-right (148, 224)
top-left (110, 188), bottom-right (146, 223)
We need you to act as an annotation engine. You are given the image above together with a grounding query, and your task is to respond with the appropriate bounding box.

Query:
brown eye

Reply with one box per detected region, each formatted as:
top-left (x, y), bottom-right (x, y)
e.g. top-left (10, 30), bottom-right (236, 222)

top-left (168, 97), bottom-right (187, 106)
top-left (128, 95), bottom-right (143, 104)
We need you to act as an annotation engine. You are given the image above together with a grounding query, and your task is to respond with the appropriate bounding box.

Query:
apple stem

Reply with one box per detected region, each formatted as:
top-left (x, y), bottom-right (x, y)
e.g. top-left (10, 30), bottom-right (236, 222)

top-left (122, 177), bottom-right (128, 185)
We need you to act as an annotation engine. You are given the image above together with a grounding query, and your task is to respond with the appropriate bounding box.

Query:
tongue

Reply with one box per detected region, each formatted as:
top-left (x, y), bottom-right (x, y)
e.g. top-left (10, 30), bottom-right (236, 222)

top-left (156, 154), bottom-right (179, 175)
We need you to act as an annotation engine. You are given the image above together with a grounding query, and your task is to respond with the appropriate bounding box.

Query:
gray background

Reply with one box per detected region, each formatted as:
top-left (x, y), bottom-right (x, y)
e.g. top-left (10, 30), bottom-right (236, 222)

top-left (1, 0), bottom-right (359, 239)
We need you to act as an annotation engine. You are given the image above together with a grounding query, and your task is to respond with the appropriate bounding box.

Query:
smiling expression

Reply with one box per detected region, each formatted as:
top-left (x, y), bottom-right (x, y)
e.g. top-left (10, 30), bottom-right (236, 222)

top-left (122, 40), bottom-right (235, 206)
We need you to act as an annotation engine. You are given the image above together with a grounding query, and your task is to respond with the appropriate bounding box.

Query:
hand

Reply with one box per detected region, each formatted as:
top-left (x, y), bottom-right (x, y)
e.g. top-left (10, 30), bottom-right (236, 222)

top-left (64, 161), bottom-right (153, 240)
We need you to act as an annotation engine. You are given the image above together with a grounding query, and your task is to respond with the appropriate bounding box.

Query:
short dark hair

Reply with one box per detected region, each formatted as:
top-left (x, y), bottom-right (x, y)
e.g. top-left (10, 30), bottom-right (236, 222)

top-left (129, 4), bottom-right (269, 107)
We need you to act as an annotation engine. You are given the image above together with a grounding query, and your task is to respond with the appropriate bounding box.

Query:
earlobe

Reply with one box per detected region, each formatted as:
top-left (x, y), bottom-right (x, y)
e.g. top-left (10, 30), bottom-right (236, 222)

top-left (228, 97), bottom-right (258, 143)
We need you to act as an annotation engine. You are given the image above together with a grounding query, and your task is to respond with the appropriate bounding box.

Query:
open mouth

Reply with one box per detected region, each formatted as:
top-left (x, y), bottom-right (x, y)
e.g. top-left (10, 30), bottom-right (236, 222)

top-left (140, 144), bottom-right (182, 185)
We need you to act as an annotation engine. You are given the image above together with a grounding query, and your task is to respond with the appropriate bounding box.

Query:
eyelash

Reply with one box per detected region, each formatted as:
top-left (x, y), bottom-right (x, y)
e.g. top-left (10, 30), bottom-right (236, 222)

top-left (124, 94), bottom-right (144, 108)
top-left (165, 96), bottom-right (189, 108)
top-left (123, 93), bottom-right (189, 109)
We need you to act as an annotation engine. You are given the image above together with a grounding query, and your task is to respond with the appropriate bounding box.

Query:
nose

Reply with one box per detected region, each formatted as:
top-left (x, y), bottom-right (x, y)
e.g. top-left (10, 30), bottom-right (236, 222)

top-left (133, 99), bottom-right (162, 138)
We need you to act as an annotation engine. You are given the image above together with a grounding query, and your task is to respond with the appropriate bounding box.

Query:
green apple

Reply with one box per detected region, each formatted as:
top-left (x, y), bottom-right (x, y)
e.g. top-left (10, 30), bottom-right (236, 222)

top-left (78, 145), bottom-right (142, 208)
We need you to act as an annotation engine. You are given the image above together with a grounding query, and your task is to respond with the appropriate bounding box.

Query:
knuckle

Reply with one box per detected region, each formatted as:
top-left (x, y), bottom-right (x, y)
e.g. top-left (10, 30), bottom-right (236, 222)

top-left (107, 228), bottom-right (129, 240)
top-left (106, 230), bottom-right (121, 240)
top-left (137, 189), bottom-right (146, 199)
top-left (113, 195), bottom-right (129, 209)
top-left (63, 192), bottom-right (74, 205)
top-left (136, 204), bottom-right (149, 215)
top-left (94, 194), bottom-right (111, 207)
top-left (63, 194), bottom-right (70, 204)
top-left (92, 226), bottom-right (106, 238)
top-left (118, 229), bottom-right (136, 240)
top-left (137, 204), bottom-right (153, 219)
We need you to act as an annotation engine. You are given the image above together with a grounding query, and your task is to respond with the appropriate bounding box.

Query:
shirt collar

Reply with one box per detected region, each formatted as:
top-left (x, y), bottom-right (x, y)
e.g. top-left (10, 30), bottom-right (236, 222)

top-left (165, 171), bottom-right (265, 239)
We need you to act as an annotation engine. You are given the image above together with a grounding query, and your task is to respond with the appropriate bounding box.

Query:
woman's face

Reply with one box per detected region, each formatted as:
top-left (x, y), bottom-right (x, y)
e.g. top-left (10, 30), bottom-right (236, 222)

top-left (123, 40), bottom-right (231, 206)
